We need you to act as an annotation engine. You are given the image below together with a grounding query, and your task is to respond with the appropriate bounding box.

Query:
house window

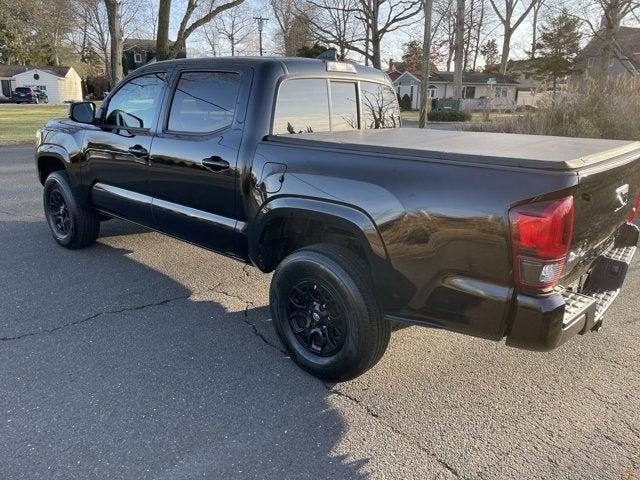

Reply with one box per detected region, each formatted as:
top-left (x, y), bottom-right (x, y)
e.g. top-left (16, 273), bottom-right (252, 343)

top-left (462, 86), bottom-right (476, 99)
top-left (410, 85), bottom-right (414, 100)
top-left (134, 52), bottom-right (143, 64)
top-left (495, 86), bottom-right (507, 98)
top-left (587, 57), bottom-right (595, 68)
top-left (428, 85), bottom-right (438, 98)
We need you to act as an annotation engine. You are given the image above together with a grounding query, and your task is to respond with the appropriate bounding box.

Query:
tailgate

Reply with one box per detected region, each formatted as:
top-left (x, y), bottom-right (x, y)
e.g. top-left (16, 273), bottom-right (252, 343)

top-left (563, 147), bottom-right (640, 284)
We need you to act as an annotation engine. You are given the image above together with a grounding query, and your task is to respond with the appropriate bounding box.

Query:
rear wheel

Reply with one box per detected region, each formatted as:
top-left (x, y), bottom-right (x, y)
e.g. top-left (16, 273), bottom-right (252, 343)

top-left (270, 244), bottom-right (390, 381)
top-left (43, 171), bottom-right (100, 249)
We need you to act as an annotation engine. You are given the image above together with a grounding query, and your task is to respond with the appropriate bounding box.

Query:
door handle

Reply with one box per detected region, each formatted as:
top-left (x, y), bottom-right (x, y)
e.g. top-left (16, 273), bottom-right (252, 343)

top-left (202, 156), bottom-right (230, 172)
top-left (128, 145), bottom-right (148, 157)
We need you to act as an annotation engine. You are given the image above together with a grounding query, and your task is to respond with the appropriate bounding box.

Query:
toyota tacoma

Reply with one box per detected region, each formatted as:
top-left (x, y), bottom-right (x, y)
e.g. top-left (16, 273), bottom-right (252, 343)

top-left (35, 57), bottom-right (640, 380)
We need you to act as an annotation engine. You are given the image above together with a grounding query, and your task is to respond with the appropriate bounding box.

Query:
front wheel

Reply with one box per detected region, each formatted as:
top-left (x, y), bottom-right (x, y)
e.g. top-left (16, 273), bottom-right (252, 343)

top-left (270, 244), bottom-right (391, 381)
top-left (43, 171), bottom-right (100, 249)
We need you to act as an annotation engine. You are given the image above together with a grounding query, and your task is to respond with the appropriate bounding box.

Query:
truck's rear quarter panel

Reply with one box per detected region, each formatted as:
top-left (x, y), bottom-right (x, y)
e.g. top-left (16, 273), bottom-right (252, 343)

top-left (254, 140), bottom-right (579, 340)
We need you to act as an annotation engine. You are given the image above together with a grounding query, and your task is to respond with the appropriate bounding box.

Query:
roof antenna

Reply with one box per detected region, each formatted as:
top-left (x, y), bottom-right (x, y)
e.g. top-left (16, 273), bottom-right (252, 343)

top-left (317, 48), bottom-right (338, 61)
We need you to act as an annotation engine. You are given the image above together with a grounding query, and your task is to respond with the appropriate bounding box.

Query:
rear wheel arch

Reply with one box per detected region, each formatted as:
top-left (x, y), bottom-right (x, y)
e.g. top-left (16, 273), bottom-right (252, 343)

top-left (248, 197), bottom-right (395, 303)
top-left (250, 198), bottom-right (387, 269)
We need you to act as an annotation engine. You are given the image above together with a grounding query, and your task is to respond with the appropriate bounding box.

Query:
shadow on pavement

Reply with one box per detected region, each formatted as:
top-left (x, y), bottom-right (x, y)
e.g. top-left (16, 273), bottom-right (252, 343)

top-left (0, 219), bottom-right (369, 480)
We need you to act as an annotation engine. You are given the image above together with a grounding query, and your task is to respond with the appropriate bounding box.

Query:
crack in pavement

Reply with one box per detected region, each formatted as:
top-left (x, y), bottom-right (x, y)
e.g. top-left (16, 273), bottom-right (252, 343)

top-left (2, 281), bottom-right (289, 359)
top-left (325, 385), bottom-right (465, 480)
top-left (207, 287), bottom-right (287, 355)
top-left (0, 294), bottom-right (190, 341)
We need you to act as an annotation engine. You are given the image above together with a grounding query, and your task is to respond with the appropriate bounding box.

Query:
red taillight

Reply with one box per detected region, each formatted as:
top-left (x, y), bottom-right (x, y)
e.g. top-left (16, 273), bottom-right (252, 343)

top-left (509, 196), bottom-right (574, 294)
top-left (627, 192), bottom-right (640, 223)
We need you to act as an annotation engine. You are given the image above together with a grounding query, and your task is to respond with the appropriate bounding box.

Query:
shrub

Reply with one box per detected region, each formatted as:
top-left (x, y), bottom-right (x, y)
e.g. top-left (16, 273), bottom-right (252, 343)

top-left (427, 109), bottom-right (471, 122)
top-left (471, 76), bottom-right (640, 140)
top-left (399, 94), bottom-right (413, 110)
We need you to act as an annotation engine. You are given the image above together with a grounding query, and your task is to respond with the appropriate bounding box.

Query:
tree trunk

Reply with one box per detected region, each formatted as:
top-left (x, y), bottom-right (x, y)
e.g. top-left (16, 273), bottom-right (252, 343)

top-left (156, 0), bottom-right (172, 61)
top-left (471, 0), bottom-right (484, 70)
top-left (599, 10), bottom-right (620, 74)
top-left (499, 29), bottom-right (511, 74)
top-left (371, 36), bottom-right (381, 69)
top-left (105, 0), bottom-right (124, 86)
top-left (530, 3), bottom-right (538, 58)
top-left (453, 0), bottom-right (465, 99)
top-left (418, 0), bottom-right (434, 128)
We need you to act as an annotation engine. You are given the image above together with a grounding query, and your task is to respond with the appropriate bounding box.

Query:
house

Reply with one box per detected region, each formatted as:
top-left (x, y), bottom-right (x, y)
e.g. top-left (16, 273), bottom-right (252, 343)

top-left (576, 26), bottom-right (640, 76)
top-left (0, 65), bottom-right (83, 103)
top-left (392, 69), bottom-right (519, 111)
top-left (502, 59), bottom-right (549, 108)
top-left (123, 38), bottom-right (187, 74)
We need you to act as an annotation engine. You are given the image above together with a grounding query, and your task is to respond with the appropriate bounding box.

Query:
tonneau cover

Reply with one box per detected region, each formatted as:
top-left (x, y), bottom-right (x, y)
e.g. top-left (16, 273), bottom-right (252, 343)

top-left (268, 129), bottom-right (640, 171)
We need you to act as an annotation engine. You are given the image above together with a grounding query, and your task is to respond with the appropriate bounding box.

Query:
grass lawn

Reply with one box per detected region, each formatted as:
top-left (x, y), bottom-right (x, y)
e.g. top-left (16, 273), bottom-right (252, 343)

top-left (0, 104), bottom-right (70, 146)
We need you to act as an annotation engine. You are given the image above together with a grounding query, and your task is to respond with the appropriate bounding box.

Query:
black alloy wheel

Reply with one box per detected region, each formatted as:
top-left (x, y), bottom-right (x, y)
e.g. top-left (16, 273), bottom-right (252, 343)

top-left (48, 189), bottom-right (71, 236)
top-left (287, 279), bottom-right (347, 357)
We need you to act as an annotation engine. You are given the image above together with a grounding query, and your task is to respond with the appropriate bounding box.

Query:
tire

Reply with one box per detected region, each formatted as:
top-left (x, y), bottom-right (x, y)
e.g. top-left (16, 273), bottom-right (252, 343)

top-left (270, 244), bottom-right (391, 381)
top-left (43, 171), bottom-right (100, 249)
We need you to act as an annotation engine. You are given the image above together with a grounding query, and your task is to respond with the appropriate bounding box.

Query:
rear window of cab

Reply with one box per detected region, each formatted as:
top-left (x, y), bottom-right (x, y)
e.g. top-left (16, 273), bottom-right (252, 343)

top-left (272, 78), bottom-right (400, 135)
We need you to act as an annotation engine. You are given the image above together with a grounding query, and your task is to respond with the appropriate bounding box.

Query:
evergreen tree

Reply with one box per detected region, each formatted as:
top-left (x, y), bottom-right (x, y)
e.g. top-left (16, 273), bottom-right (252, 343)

top-left (480, 39), bottom-right (499, 68)
top-left (534, 9), bottom-right (581, 94)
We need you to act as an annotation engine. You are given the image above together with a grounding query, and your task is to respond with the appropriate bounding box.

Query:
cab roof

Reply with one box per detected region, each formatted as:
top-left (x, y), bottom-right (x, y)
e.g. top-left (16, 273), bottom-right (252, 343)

top-left (138, 56), bottom-right (387, 81)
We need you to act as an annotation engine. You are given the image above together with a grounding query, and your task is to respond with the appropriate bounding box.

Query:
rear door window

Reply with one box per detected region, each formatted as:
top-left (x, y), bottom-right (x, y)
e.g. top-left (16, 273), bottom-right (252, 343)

top-left (167, 71), bottom-right (240, 133)
top-left (360, 81), bottom-right (401, 129)
top-left (273, 79), bottom-right (330, 134)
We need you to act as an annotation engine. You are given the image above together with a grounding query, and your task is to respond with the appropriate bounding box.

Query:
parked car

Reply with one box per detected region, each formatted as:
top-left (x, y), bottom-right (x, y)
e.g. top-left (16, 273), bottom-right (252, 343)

top-left (14, 87), bottom-right (47, 104)
top-left (34, 57), bottom-right (640, 381)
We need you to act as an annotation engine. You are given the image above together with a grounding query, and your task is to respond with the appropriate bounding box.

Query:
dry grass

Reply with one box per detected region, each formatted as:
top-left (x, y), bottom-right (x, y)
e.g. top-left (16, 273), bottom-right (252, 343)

top-left (471, 76), bottom-right (640, 141)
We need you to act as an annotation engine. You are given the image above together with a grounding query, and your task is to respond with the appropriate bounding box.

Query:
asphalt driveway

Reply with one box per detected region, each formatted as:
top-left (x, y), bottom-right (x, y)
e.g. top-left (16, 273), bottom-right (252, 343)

top-left (1, 145), bottom-right (639, 479)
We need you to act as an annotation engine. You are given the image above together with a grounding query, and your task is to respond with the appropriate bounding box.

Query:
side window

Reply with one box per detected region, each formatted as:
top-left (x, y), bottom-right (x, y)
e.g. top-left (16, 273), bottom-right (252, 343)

top-left (330, 81), bottom-right (358, 131)
top-left (104, 72), bottom-right (165, 129)
top-left (167, 71), bottom-right (240, 133)
top-left (360, 81), bottom-right (401, 129)
top-left (273, 79), bottom-right (329, 134)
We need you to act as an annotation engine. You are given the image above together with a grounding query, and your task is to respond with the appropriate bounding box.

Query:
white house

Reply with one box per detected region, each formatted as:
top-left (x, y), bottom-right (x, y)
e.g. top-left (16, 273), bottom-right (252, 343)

top-left (0, 65), bottom-right (83, 103)
top-left (391, 69), bottom-right (519, 111)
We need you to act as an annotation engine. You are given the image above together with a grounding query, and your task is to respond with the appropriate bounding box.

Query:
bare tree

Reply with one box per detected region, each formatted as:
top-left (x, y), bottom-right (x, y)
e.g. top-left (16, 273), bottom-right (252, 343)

top-left (104, 0), bottom-right (123, 85)
top-left (305, 0), bottom-right (362, 59)
top-left (214, 3), bottom-right (255, 55)
top-left (356, 0), bottom-right (423, 68)
top-left (156, 0), bottom-right (246, 60)
top-left (530, 0), bottom-right (545, 57)
top-left (453, 0), bottom-right (465, 97)
top-left (596, 0), bottom-right (639, 73)
top-left (489, 0), bottom-right (539, 73)
top-left (271, 0), bottom-right (315, 55)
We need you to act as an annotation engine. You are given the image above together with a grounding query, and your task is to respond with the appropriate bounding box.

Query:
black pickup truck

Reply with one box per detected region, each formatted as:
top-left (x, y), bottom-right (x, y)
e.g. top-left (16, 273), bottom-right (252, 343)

top-left (36, 57), bottom-right (640, 380)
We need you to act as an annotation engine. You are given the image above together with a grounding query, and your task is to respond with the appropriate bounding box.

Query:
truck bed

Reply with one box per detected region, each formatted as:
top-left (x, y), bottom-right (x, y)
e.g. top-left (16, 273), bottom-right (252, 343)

top-left (268, 129), bottom-right (640, 172)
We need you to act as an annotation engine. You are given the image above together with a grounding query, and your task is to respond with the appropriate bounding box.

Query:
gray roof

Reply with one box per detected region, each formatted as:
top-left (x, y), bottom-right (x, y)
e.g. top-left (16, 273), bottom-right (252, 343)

top-left (0, 65), bottom-right (71, 78)
top-left (579, 26), bottom-right (640, 68)
top-left (395, 70), bottom-right (518, 85)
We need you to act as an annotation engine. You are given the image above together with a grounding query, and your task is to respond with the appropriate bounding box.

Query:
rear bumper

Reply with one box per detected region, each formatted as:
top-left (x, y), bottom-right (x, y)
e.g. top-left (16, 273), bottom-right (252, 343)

top-left (506, 223), bottom-right (638, 351)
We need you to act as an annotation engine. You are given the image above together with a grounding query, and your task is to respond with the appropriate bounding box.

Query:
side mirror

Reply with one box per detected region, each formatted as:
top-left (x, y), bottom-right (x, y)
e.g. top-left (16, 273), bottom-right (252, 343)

top-left (69, 101), bottom-right (96, 124)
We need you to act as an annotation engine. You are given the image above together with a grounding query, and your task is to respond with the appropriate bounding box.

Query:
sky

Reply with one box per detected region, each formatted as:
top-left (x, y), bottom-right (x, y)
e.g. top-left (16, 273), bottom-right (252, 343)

top-left (155, 0), bottom-right (639, 71)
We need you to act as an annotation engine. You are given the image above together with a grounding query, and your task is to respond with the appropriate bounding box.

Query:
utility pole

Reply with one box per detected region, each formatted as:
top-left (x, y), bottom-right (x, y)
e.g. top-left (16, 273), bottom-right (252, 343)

top-left (254, 16), bottom-right (268, 56)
